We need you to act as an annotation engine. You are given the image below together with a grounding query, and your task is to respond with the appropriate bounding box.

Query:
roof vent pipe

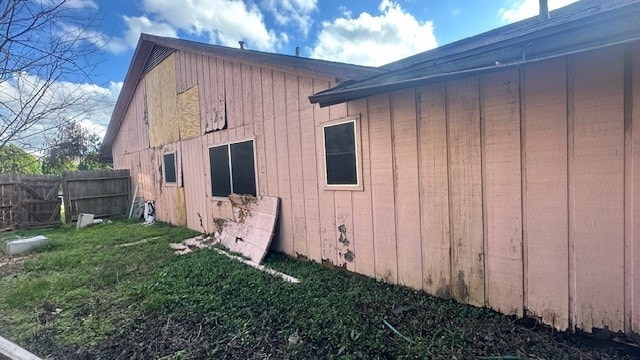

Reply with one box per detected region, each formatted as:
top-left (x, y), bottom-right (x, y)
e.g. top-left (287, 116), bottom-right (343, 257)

top-left (538, 0), bottom-right (550, 20)
top-left (295, 46), bottom-right (300, 57)
top-left (239, 40), bottom-right (245, 50)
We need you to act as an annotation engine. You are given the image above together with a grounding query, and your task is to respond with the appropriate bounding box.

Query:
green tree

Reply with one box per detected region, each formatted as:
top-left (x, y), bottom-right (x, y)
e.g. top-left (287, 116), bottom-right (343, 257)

top-left (42, 121), bottom-right (110, 175)
top-left (0, 144), bottom-right (41, 174)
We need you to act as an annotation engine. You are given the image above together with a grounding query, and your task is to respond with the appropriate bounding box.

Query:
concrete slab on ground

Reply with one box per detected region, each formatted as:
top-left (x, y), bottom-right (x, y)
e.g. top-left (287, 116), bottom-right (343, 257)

top-left (5, 236), bottom-right (48, 256)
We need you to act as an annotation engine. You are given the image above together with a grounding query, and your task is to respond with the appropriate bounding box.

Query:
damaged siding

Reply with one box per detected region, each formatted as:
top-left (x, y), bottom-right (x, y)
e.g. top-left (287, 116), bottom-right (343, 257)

top-left (111, 42), bottom-right (640, 336)
top-left (325, 44), bottom-right (637, 334)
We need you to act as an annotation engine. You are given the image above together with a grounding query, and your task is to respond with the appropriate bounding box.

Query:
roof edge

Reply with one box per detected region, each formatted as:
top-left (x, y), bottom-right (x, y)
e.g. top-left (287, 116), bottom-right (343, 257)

top-left (309, 37), bottom-right (640, 107)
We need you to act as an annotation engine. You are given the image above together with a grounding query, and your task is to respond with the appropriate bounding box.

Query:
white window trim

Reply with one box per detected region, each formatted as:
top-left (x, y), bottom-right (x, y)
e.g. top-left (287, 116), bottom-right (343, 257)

top-left (321, 117), bottom-right (363, 191)
top-left (162, 151), bottom-right (178, 186)
top-left (208, 138), bottom-right (259, 200)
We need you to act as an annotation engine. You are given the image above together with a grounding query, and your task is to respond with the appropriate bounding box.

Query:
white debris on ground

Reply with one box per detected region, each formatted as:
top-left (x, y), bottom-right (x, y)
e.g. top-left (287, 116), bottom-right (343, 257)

top-left (115, 236), bottom-right (161, 248)
top-left (169, 235), bottom-right (217, 256)
top-left (169, 235), bottom-right (299, 283)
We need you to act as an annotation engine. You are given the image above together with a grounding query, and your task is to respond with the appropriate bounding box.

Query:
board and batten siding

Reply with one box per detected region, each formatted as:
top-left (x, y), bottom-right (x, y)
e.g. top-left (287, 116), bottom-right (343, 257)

top-left (111, 43), bottom-right (640, 335)
top-left (334, 44), bottom-right (636, 334)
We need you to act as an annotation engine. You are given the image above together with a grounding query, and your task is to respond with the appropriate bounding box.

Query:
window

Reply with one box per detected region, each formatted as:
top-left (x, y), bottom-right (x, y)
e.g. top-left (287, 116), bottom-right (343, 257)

top-left (163, 153), bottom-right (177, 184)
top-left (323, 119), bottom-right (359, 186)
top-left (209, 140), bottom-right (256, 197)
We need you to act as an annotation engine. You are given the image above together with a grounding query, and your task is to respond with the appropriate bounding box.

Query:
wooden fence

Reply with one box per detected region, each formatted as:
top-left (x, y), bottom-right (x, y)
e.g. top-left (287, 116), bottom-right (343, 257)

top-left (0, 174), bottom-right (62, 231)
top-left (62, 169), bottom-right (131, 223)
top-left (0, 170), bottom-right (131, 231)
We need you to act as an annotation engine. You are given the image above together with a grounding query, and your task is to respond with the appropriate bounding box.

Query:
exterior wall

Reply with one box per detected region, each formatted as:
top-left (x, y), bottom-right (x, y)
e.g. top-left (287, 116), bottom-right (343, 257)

top-left (327, 43), bottom-right (636, 334)
top-left (111, 43), bottom-right (640, 335)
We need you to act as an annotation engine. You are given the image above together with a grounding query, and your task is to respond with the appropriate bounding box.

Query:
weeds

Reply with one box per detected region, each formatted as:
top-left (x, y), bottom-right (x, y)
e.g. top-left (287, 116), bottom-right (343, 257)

top-left (0, 221), bottom-right (636, 359)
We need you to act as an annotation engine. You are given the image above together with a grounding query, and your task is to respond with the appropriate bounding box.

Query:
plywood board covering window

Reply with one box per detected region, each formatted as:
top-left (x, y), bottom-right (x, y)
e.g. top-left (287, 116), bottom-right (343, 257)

top-left (322, 119), bottom-right (362, 189)
top-left (209, 140), bottom-right (257, 197)
top-left (163, 152), bottom-right (177, 184)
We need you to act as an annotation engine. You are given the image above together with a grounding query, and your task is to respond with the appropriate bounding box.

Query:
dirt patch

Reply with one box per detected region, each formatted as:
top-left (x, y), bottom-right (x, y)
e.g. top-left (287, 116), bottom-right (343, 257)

top-left (0, 254), bottom-right (30, 278)
top-left (22, 308), bottom-right (640, 360)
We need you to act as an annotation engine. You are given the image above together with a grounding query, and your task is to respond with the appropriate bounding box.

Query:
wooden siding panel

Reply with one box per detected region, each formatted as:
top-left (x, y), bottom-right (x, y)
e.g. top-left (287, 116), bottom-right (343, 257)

top-left (274, 111), bottom-right (293, 254)
top-left (177, 86), bottom-right (201, 140)
top-left (447, 77), bottom-right (485, 306)
top-left (417, 83), bottom-right (451, 297)
top-left (632, 43), bottom-right (640, 335)
top-left (138, 148), bottom-right (157, 201)
top-left (286, 74), bottom-right (307, 257)
top-left (571, 47), bottom-right (625, 331)
top-left (252, 67), bottom-right (268, 196)
top-left (314, 79), bottom-right (337, 265)
top-left (175, 51), bottom-right (185, 93)
top-left (189, 52), bottom-right (198, 91)
top-left (202, 57), bottom-right (226, 132)
top-left (392, 89), bottom-right (422, 289)
top-left (232, 61), bottom-right (243, 137)
top-left (299, 76), bottom-right (322, 263)
top-left (273, 70), bottom-right (294, 254)
top-left (223, 60), bottom-right (236, 137)
top-left (196, 54), bottom-right (210, 134)
top-left (350, 98), bottom-right (375, 277)
top-left (176, 186), bottom-right (187, 227)
top-left (328, 102), bottom-right (354, 269)
top-left (181, 137), bottom-right (208, 232)
top-left (368, 93), bottom-right (397, 283)
top-left (242, 64), bottom-right (254, 128)
top-left (113, 81), bottom-right (148, 158)
top-left (522, 59), bottom-right (569, 330)
top-left (481, 69), bottom-right (523, 316)
top-left (262, 69), bottom-right (277, 198)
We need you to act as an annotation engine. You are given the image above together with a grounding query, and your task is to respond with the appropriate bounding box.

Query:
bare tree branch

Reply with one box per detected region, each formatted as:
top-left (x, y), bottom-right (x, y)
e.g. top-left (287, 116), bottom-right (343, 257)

top-left (0, 0), bottom-right (106, 151)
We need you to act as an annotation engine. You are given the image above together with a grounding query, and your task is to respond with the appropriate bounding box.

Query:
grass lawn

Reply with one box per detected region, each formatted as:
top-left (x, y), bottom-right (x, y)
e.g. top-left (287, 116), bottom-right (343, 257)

top-left (0, 221), bottom-right (637, 359)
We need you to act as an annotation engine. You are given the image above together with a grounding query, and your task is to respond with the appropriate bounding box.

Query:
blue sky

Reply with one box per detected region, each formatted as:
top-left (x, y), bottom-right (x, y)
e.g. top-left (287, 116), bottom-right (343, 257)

top-left (10, 0), bottom-right (581, 143)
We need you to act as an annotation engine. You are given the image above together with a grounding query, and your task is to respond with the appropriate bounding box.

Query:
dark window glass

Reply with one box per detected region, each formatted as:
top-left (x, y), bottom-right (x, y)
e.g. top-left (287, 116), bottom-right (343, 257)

top-left (209, 140), bottom-right (256, 197)
top-left (324, 122), bottom-right (357, 185)
top-left (209, 145), bottom-right (231, 197)
top-left (230, 141), bottom-right (256, 196)
top-left (163, 153), bottom-right (176, 183)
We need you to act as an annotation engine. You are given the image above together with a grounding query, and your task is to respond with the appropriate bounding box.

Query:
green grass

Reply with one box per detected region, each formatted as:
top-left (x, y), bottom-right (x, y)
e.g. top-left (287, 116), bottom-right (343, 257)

top-left (0, 221), bottom-right (197, 347)
top-left (0, 222), bottom-right (634, 359)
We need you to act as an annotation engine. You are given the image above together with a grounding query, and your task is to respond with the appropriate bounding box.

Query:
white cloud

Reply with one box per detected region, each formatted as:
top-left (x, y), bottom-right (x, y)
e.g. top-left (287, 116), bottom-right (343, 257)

top-left (39, 0), bottom-right (98, 9)
top-left (96, 0), bottom-right (286, 54)
top-left (262, 0), bottom-right (317, 36)
top-left (121, 16), bottom-right (178, 49)
top-left (310, 0), bottom-right (437, 66)
top-left (90, 16), bottom-right (177, 54)
top-left (62, 0), bottom-right (98, 9)
top-left (499, 0), bottom-right (579, 22)
top-left (140, 0), bottom-right (282, 51)
top-left (0, 73), bottom-right (120, 149)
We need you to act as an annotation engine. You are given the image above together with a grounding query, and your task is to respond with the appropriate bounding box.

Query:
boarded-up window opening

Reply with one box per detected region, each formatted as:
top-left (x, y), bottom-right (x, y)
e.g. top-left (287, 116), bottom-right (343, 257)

top-left (209, 140), bottom-right (256, 197)
top-left (163, 153), bottom-right (177, 184)
top-left (323, 120), bottom-right (358, 185)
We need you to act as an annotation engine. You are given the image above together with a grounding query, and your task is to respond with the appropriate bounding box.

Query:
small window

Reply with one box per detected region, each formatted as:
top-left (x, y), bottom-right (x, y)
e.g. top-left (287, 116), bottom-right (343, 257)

top-left (209, 140), bottom-right (256, 197)
top-left (163, 153), bottom-right (177, 184)
top-left (323, 120), bottom-right (358, 186)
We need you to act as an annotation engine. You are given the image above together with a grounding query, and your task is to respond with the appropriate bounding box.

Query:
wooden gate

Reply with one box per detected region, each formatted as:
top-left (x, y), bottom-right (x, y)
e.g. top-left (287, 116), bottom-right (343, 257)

top-left (0, 174), bottom-right (61, 231)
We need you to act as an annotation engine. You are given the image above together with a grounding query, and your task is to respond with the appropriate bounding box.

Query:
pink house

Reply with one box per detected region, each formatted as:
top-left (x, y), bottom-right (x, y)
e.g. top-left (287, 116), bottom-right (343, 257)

top-left (102, 0), bottom-right (640, 337)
